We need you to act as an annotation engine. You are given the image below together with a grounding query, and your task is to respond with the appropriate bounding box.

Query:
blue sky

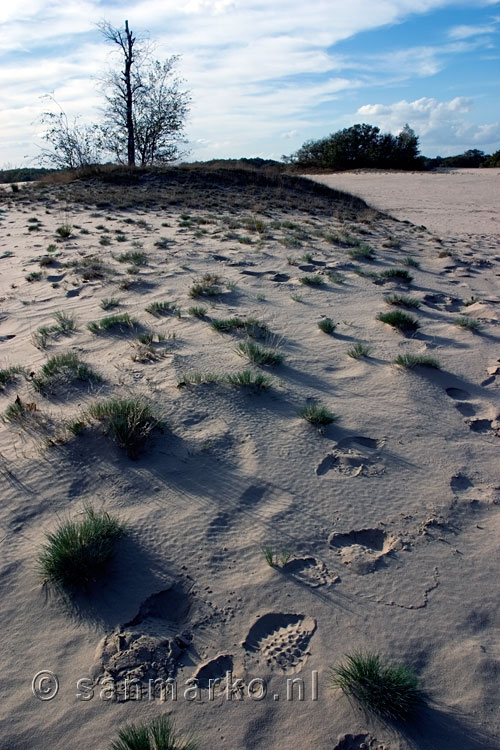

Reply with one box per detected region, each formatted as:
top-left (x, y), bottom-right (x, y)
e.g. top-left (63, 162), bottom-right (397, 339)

top-left (1, 0), bottom-right (500, 167)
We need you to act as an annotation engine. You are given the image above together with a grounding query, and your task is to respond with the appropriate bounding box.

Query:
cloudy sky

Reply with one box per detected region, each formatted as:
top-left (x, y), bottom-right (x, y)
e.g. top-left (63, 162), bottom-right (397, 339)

top-left (2, 0), bottom-right (500, 167)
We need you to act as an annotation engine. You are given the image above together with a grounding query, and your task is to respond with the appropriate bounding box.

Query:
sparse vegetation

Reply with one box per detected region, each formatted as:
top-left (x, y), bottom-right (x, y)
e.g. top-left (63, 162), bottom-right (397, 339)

top-left (85, 397), bottom-right (160, 457)
top-left (188, 306), bottom-right (207, 318)
top-left (100, 297), bottom-right (121, 310)
top-left (32, 353), bottom-right (101, 392)
top-left (56, 223), bottom-right (72, 239)
top-left (300, 274), bottom-right (323, 286)
top-left (110, 715), bottom-right (197, 750)
top-left (117, 251), bottom-right (147, 266)
top-left (394, 353), bottom-right (441, 369)
top-left (189, 273), bottom-right (224, 298)
top-left (403, 257), bottom-right (420, 268)
top-left (262, 545), bottom-right (291, 568)
top-left (377, 310), bottom-right (420, 332)
top-left (38, 505), bottom-right (125, 592)
top-left (145, 301), bottom-right (179, 317)
top-left (236, 339), bottom-right (283, 366)
top-left (300, 402), bottom-right (337, 425)
top-left (88, 313), bottom-right (139, 334)
top-left (348, 244), bottom-right (375, 260)
top-left (225, 370), bottom-right (272, 389)
top-left (379, 268), bottom-right (413, 284)
top-left (330, 652), bottom-right (423, 720)
top-left (318, 318), bottom-right (336, 334)
top-left (347, 342), bottom-right (371, 359)
top-left (0, 366), bottom-right (25, 389)
top-left (384, 293), bottom-right (421, 309)
top-left (211, 317), bottom-right (269, 338)
top-left (26, 271), bottom-right (43, 282)
top-left (455, 316), bottom-right (481, 332)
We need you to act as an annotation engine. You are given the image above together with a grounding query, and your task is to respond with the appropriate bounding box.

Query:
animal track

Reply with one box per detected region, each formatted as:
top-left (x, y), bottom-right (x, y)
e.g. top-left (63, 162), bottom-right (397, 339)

top-left (317, 436), bottom-right (384, 477)
top-left (333, 734), bottom-right (388, 750)
top-left (283, 556), bottom-right (340, 587)
top-left (329, 528), bottom-right (398, 575)
top-left (243, 613), bottom-right (316, 673)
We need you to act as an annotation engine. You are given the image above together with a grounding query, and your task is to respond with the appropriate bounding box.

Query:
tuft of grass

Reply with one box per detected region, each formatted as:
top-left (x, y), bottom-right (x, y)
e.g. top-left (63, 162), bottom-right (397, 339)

top-left (86, 397), bottom-right (160, 457)
top-left (394, 353), bottom-right (441, 369)
top-left (145, 301), bottom-right (179, 317)
top-left (384, 293), bottom-right (421, 309)
top-left (32, 353), bottom-right (101, 392)
top-left (347, 244), bottom-right (375, 261)
top-left (178, 372), bottom-right (221, 386)
top-left (403, 257), bottom-right (420, 268)
top-left (188, 306), bottom-right (207, 318)
top-left (327, 270), bottom-right (344, 284)
top-left (88, 313), bottom-right (139, 334)
top-left (99, 236), bottom-right (112, 246)
top-left (0, 366), bottom-right (25, 389)
top-left (300, 402), bottom-right (337, 425)
top-left (117, 251), bottom-right (147, 266)
top-left (53, 311), bottom-right (76, 333)
top-left (211, 317), bottom-right (269, 338)
top-left (55, 223), bottom-right (72, 239)
top-left (110, 715), bottom-right (197, 750)
top-left (46, 244), bottom-right (57, 253)
top-left (300, 274), bottom-right (323, 287)
top-left (455, 316), bottom-right (481, 332)
top-left (379, 268), bottom-right (413, 284)
top-left (225, 370), bottom-right (272, 389)
top-left (26, 271), bottom-right (42, 282)
top-left (100, 297), bottom-right (121, 311)
top-left (347, 342), bottom-right (372, 359)
top-left (377, 310), bottom-right (420, 332)
top-left (38, 505), bottom-right (124, 592)
top-left (236, 339), bottom-right (283, 367)
top-left (189, 273), bottom-right (223, 298)
top-left (318, 318), bottom-right (336, 334)
top-left (262, 545), bottom-right (291, 568)
top-left (330, 652), bottom-right (423, 720)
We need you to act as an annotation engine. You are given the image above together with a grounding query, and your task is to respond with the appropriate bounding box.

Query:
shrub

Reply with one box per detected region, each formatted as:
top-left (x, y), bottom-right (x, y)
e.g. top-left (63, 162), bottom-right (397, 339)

top-left (38, 506), bottom-right (124, 592)
top-left (32, 353), bottom-right (101, 392)
top-left (100, 297), bottom-right (121, 310)
top-left (455, 316), bottom-right (481, 332)
top-left (0, 366), bottom-right (25, 389)
top-left (384, 294), bottom-right (420, 309)
top-left (226, 371), bottom-right (272, 389)
top-left (145, 301), bottom-right (179, 317)
top-left (117, 251), bottom-right (147, 266)
top-left (300, 274), bottom-right (323, 286)
top-left (189, 273), bottom-right (223, 298)
top-left (300, 403), bottom-right (337, 425)
top-left (188, 306), bottom-right (207, 318)
top-left (330, 652), bottom-right (423, 720)
top-left (379, 268), bottom-right (413, 284)
top-left (56, 223), bottom-right (72, 238)
top-left (347, 342), bottom-right (371, 358)
top-left (348, 244), bottom-right (375, 260)
top-left (377, 310), bottom-right (420, 332)
top-left (88, 313), bottom-right (139, 334)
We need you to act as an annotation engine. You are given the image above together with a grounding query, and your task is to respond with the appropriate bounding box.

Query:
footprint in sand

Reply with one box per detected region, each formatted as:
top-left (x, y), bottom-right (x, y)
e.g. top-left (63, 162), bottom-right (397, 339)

top-left (242, 612), bottom-right (316, 673)
top-left (329, 527), bottom-right (398, 575)
top-left (317, 436), bottom-right (385, 478)
top-left (450, 473), bottom-right (498, 505)
top-left (333, 734), bottom-right (388, 750)
top-left (194, 654), bottom-right (233, 689)
top-left (283, 556), bottom-right (340, 587)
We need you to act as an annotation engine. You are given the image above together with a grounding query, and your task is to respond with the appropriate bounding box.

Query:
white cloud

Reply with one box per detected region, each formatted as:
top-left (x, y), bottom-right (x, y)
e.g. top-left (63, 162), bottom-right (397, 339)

top-left (355, 97), bottom-right (500, 153)
top-left (448, 23), bottom-right (497, 39)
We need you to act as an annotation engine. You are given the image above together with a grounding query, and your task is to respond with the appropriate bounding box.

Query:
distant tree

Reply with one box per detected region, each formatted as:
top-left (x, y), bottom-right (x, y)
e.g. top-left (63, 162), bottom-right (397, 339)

top-left (285, 123), bottom-right (423, 171)
top-left (441, 149), bottom-right (487, 168)
top-left (39, 96), bottom-right (102, 169)
top-left (485, 149), bottom-right (500, 167)
top-left (99, 20), bottom-right (190, 167)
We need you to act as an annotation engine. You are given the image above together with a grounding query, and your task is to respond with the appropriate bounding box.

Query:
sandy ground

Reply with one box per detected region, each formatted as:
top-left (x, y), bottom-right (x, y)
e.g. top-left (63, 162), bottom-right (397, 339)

top-left (0, 170), bottom-right (500, 750)
top-left (307, 168), bottom-right (500, 237)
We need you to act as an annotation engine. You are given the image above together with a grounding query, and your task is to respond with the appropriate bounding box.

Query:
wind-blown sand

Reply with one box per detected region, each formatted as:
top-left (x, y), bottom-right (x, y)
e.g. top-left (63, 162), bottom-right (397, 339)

top-left (0, 167), bottom-right (499, 750)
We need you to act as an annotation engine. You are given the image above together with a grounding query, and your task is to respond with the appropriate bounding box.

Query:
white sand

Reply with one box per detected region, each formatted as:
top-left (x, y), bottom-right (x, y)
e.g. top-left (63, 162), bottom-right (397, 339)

top-left (0, 171), bottom-right (499, 750)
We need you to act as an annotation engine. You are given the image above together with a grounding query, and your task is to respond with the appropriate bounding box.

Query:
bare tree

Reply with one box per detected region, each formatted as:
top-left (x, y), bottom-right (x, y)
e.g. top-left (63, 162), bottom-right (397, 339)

top-left (98, 19), bottom-right (190, 167)
top-left (98, 19), bottom-right (139, 167)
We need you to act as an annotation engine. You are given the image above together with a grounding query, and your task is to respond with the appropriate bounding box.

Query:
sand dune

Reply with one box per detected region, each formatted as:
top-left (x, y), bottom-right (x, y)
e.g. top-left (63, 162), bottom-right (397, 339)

top-left (0, 168), bottom-right (499, 749)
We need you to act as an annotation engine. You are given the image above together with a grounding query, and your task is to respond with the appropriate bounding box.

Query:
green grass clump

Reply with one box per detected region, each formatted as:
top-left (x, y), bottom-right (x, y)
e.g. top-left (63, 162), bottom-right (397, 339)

top-left (85, 397), bottom-right (159, 457)
top-left (110, 715), bottom-right (197, 750)
top-left (55, 223), bottom-right (72, 239)
top-left (318, 318), bottom-right (336, 334)
top-left (225, 371), bottom-right (272, 389)
top-left (377, 310), bottom-right (420, 332)
top-left (38, 505), bottom-right (124, 592)
top-left (211, 317), bottom-right (269, 338)
top-left (188, 306), bottom-right (207, 318)
top-left (403, 257), bottom-right (420, 268)
top-left (300, 274), bottom-right (323, 287)
top-left (88, 313), bottom-right (139, 334)
top-left (300, 403), bottom-right (337, 425)
top-left (347, 342), bottom-right (371, 359)
top-left (379, 268), bottom-right (413, 284)
top-left (455, 316), bottom-right (481, 332)
top-left (53, 311), bottom-right (76, 333)
top-left (100, 297), bottom-right (121, 311)
top-left (394, 353), bottom-right (441, 369)
top-left (189, 273), bottom-right (223, 298)
top-left (330, 652), bottom-right (423, 720)
top-left (384, 294), bottom-right (421, 309)
top-left (99, 236), bottom-right (112, 246)
top-left (178, 372), bottom-right (221, 386)
top-left (236, 340), bottom-right (283, 367)
top-left (348, 244), bottom-right (375, 260)
top-left (145, 301), bottom-right (179, 317)
top-left (26, 271), bottom-right (42, 282)
top-left (0, 366), bottom-right (25, 389)
top-left (117, 251), bottom-right (147, 266)
top-left (32, 353), bottom-right (101, 392)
